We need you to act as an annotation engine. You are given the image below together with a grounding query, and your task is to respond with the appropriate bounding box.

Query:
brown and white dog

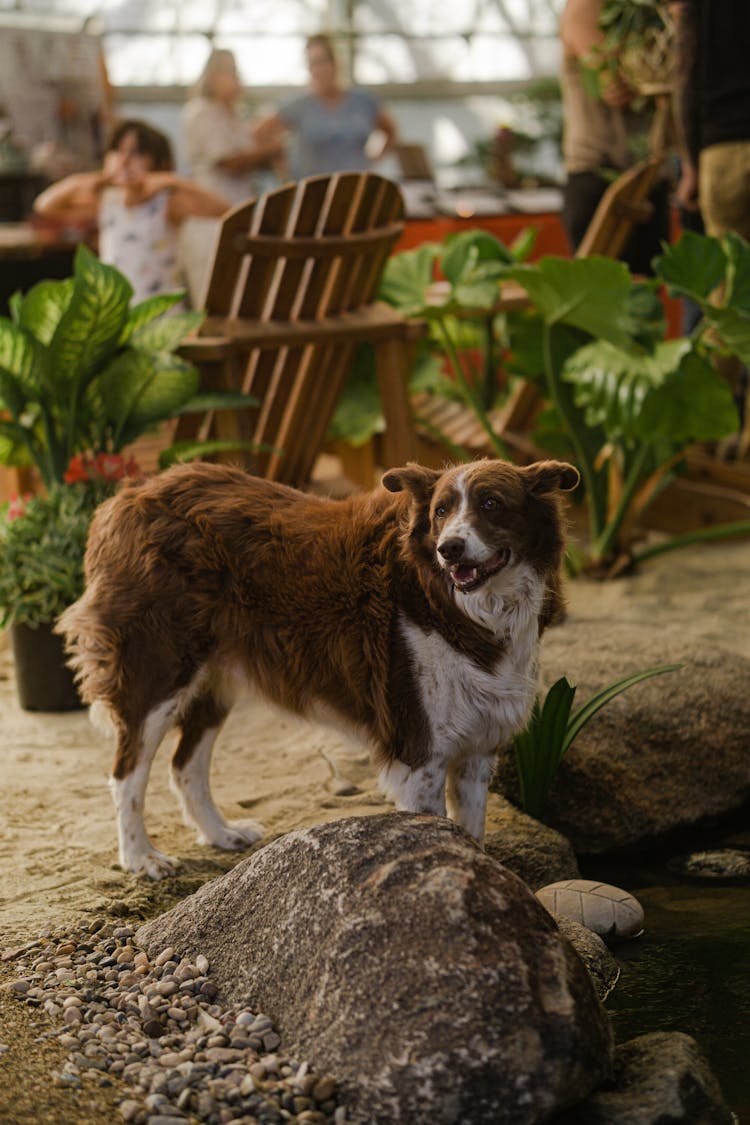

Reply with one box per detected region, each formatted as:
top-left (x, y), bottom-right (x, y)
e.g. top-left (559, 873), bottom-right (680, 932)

top-left (57, 457), bottom-right (579, 878)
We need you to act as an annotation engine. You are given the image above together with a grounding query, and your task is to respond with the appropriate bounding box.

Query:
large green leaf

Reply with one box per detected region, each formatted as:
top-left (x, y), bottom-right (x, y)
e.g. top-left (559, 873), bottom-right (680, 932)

top-left (441, 229), bottom-right (514, 283)
top-left (564, 337), bottom-right (737, 445)
top-left (98, 348), bottom-right (200, 445)
top-left (0, 420), bottom-right (32, 466)
top-left (722, 232), bottom-right (750, 310)
top-left (16, 278), bottom-right (75, 346)
top-left (563, 664), bottom-right (682, 753)
top-left (513, 676), bottom-right (577, 818)
top-left (49, 244), bottom-right (132, 389)
top-left (378, 243), bottom-right (439, 313)
top-left (172, 389), bottom-right (260, 415)
top-left (654, 230), bottom-right (727, 302)
top-left (0, 320), bottom-right (46, 397)
top-left (563, 338), bottom-right (688, 441)
top-left (120, 292), bottom-right (189, 343)
top-left (158, 439), bottom-right (275, 469)
top-left (640, 348), bottom-right (739, 442)
top-left (128, 309), bottom-right (204, 353)
top-left (440, 231), bottom-right (514, 311)
top-left (506, 256), bottom-right (642, 351)
top-left (702, 305), bottom-right (750, 368)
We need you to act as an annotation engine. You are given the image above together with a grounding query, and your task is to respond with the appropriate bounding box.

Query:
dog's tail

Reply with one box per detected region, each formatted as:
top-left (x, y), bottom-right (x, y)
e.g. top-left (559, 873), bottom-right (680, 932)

top-left (55, 579), bottom-right (120, 709)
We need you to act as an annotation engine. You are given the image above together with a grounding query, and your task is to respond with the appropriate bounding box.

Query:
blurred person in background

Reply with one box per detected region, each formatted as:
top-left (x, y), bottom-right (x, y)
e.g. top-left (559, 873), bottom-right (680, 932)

top-left (182, 48), bottom-right (285, 205)
top-left (33, 118), bottom-right (228, 305)
top-left (253, 34), bottom-right (397, 180)
top-left (559, 0), bottom-right (670, 275)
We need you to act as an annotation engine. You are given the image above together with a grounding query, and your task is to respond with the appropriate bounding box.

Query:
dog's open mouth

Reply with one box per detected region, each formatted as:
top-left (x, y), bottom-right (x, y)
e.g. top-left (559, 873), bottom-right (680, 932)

top-left (449, 548), bottom-right (511, 592)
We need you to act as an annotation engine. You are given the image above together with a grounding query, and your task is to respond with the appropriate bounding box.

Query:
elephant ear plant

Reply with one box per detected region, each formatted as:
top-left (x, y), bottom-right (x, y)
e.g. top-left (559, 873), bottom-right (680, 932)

top-left (504, 242), bottom-right (750, 572)
top-left (0, 245), bottom-right (255, 636)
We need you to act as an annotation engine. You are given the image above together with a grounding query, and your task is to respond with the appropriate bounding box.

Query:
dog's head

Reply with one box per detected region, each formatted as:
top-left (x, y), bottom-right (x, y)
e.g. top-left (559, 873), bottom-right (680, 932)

top-left (382, 458), bottom-right (579, 594)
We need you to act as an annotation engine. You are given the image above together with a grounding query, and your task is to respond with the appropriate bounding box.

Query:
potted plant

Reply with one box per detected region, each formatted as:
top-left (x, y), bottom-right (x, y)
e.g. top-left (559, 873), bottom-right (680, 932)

top-left (0, 244), bottom-right (254, 709)
top-left (0, 460), bottom-right (134, 709)
top-left (582, 0), bottom-right (676, 100)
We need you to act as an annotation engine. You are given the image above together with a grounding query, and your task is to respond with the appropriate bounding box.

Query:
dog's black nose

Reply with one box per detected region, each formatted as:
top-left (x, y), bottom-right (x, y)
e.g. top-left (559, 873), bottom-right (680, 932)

top-left (438, 537), bottom-right (465, 563)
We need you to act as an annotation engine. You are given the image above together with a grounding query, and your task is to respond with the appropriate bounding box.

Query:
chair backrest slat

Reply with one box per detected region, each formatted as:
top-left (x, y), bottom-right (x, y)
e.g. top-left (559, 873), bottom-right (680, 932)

top-left (186, 172), bottom-right (407, 485)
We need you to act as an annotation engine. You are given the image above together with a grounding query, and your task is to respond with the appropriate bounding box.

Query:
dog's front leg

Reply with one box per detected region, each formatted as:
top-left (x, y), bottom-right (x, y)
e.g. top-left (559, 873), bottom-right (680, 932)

top-left (378, 758), bottom-right (448, 819)
top-left (446, 753), bottom-right (494, 845)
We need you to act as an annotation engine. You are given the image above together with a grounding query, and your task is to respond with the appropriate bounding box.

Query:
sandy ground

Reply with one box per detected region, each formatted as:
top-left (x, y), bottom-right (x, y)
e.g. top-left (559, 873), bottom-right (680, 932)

top-left (1, 532), bottom-right (749, 1123)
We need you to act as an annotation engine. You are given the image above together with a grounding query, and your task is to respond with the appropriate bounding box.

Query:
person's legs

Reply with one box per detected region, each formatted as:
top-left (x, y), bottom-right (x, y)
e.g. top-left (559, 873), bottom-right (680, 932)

top-left (620, 177), bottom-right (672, 277)
top-left (562, 170), bottom-right (608, 252)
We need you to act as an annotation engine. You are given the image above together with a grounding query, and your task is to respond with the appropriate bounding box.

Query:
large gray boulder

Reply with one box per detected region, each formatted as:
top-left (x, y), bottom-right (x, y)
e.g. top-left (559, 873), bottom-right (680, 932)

top-left (494, 622), bottom-right (750, 853)
top-left (553, 1032), bottom-right (734, 1124)
top-left (137, 813), bottom-right (612, 1125)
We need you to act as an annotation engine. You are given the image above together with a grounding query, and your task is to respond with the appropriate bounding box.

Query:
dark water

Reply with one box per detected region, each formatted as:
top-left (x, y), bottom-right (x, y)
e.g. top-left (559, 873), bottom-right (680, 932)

top-left (583, 834), bottom-right (750, 1123)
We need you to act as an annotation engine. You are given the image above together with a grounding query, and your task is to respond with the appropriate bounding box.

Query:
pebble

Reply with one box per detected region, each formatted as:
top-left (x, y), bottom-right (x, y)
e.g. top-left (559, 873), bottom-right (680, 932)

top-left (5, 920), bottom-right (340, 1125)
top-left (535, 879), bottom-right (645, 939)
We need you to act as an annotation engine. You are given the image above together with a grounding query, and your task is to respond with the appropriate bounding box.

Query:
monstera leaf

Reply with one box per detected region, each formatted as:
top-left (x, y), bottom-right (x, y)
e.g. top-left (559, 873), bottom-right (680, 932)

top-left (563, 337), bottom-right (738, 445)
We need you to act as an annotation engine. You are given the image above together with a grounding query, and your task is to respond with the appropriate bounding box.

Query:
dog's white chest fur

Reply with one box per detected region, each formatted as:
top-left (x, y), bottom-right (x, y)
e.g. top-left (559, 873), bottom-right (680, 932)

top-left (400, 565), bottom-right (544, 760)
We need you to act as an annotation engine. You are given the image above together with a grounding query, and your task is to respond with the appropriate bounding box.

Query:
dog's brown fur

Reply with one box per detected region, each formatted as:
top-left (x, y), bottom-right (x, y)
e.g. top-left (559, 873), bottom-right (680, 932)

top-left (58, 458), bottom-right (578, 876)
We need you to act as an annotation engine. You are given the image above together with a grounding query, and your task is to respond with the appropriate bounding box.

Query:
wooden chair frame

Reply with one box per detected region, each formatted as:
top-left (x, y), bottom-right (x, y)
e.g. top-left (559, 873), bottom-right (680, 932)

top-left (177, 172), bottom-right (425, 486)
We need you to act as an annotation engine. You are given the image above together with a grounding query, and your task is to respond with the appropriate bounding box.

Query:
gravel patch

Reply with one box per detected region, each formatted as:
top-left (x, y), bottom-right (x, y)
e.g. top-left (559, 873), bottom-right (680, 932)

top-left (3, 919), bottom-right (343, 1125)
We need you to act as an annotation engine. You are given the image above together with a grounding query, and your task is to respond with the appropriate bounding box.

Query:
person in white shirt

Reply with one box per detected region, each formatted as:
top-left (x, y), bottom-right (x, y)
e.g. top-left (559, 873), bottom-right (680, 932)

top-left (181, 48), bottom-right (285, 206)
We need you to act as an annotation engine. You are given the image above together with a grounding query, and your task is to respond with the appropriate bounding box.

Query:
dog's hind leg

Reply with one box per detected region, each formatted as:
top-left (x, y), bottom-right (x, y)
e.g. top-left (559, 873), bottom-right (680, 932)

top-left (170, 693), bottom-right (264, 851)
top-left (111, 697), bottom-right (182, 879)
top-left (446, 753), bottom-right (494, 845)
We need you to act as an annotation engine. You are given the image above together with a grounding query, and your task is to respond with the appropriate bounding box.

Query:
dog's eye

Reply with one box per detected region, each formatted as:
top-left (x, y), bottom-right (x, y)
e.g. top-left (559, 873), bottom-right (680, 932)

top-left (434, 504), bottom-right (446, 519)
top-left (481, 496), bottom-right (500, 511)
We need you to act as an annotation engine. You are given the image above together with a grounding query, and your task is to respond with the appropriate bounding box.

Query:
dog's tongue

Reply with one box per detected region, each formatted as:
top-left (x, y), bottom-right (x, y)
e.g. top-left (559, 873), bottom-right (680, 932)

top-left (454, 564), bottom-right (478, 584)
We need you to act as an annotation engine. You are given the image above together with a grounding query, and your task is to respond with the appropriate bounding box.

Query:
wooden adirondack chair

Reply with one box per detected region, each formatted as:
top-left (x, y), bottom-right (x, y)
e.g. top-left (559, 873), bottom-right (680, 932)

top-left (175, 171), bottom-right (424, 486)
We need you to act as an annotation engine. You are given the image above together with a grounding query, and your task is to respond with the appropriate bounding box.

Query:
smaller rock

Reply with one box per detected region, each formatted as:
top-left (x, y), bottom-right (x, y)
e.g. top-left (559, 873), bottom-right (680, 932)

top-left (553, 916), bottom-right (620, 1001)
top-left (667, 848), bottom-right (750, 881)
top-left (536, 879), bottom-right (644, 939)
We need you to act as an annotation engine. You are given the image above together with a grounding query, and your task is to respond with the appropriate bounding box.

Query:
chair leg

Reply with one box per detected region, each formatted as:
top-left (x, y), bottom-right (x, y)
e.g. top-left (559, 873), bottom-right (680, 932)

top-left (374, 336), bottom-right (419, 469)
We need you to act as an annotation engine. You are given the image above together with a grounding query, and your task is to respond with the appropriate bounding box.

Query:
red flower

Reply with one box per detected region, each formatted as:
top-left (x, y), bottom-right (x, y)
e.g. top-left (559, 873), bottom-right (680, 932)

top-left (63, 453), bottom-right (91, 484)
top-left (63, 451), bottom-right (141, 484)
top-left (7, 492), bottom-right (32, 521)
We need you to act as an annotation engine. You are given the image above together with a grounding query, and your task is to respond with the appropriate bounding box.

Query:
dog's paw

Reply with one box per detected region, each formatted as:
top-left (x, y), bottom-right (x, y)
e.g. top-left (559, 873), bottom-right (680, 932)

top-left (200, 819), bottom-right (264, 851)
top-left (123, 847), bottom-right (179, 881)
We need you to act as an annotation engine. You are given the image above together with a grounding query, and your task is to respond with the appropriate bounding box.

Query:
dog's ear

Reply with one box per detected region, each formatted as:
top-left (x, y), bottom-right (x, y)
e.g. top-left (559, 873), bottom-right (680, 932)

top-left (382, 463), bottom-right (441, 505)
top-left (521, 460), bottom-right (580, 495)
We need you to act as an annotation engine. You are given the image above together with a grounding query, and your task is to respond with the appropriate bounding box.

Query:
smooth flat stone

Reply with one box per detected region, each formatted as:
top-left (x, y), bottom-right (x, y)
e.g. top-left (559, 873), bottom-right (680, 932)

top-left (536, 879), bottom-right (645, 939)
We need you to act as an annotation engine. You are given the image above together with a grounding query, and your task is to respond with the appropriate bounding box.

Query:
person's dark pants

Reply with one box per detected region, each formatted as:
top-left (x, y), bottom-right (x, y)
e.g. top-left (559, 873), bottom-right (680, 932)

top-left (562, 169), bottom-right (671, 276)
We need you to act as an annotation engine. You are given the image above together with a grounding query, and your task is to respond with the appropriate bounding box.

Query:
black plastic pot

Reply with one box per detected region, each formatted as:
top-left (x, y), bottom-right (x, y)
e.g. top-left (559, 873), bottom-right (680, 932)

top-left (10, 621), bottom-right (84, 712)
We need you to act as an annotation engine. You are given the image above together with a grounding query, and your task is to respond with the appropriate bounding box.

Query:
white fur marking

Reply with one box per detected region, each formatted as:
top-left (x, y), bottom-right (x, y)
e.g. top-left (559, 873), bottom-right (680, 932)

top-left (378, 759), bottom-right (447, 818)
top-left (437, 468), bottom-right (495, 565)
top-left (397, 565), bottom-right (544, 842)
top-left (171, 726), bottom-right (263, 850)
top-left (111, 696), bottom-right (180, 879)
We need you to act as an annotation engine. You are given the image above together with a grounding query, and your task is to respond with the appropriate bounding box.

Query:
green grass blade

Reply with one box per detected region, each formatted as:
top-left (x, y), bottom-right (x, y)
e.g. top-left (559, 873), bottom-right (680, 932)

top-left (562, 663), bottom-right (682, 754)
